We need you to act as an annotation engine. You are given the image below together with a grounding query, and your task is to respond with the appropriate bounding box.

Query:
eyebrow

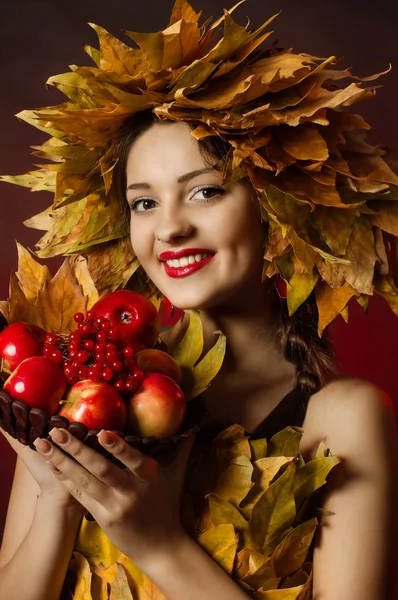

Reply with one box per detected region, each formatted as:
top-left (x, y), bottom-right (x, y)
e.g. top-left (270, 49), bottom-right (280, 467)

top-left (126, 167), bottom-right (218, 191)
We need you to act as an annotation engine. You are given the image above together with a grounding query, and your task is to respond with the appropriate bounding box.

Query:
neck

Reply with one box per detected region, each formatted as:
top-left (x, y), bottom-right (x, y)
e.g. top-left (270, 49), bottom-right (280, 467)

top-left (199, 275), bottom-right (295, 385)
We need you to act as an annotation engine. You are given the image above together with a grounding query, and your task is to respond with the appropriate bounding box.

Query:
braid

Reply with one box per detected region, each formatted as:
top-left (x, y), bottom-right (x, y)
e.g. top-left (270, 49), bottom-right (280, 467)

top-left (277, 293), bottom-right (337, 396)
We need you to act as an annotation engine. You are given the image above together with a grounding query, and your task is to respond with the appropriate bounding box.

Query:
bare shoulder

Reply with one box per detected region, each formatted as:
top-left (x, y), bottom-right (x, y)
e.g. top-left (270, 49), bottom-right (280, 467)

top-left (300, 377), bottom-right (397, 459)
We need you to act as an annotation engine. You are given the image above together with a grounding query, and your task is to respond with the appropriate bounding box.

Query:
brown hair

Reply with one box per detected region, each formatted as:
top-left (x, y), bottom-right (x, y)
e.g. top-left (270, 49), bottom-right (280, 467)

top-left (113, 110), bottom-right (336, 397)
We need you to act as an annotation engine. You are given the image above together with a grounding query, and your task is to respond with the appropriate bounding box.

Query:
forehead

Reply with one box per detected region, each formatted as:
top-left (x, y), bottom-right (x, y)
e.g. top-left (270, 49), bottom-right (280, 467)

top-left (126, 122), bottom-right (210, 184)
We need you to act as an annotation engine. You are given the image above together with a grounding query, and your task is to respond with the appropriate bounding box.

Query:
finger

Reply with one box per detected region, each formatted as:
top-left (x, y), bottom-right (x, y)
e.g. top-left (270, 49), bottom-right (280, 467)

top-left (48, 428), bottom-right (128, 489)
top-left (97, 430), bottom-right (154, 483)
top-left (33, 436), bottom-right (110, 505)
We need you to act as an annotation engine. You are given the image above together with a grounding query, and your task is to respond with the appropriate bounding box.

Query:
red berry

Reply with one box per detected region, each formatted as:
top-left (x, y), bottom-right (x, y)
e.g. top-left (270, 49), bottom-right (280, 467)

top-left (68, 350), bottom-right (77, 361)
top-left (80, 323), bottom-right (93, 338)
top-left (66, 364), bottom-right (79, 378)
top-left (95, 352), bottom-right (106, 365)
top-left (124, 357), bottom-right (137, 372)
top-left (69, 331), bottom-right (82, 343)
top-left (109, 328), bottom-right (121, 342)
top-left (79, 366), bottom-right (90, 379)
top-left (114, 379), bottom-right (126, 392)
top-left (83, 339), bottom-right (95, 352)
top-left (96, 331), bottom-right (108, 343)
top-left (94, 342), bottom-right (106, 353)
top-left (123, 346), bottom-right (134, 358)
top-left (48, 349), bottom-right (63, 364)
top-left (106, 350), bottom-right (118, 364)
top-left (63, 359), bottom-right (72, 369)
top-left (100, 321), bottom-right (111, 333)
top-left (112, 360), bottom-right (124, 373)
top-left (105, 343), bottom-right (117, 352)
top-left (68, 341), bottom-right (81, 353)
top-left (89, 364), bottom-right (102, 381)
top-left (95, 317), bottom-right (106, 327)
top-left (74, 312), bottom-right (85, 323)
top-left (131, 369), bottom-right (144, 384)
top-left (43, 346), bottom-right (53, 357)
top-left (67, 375), bottom-right (79, 385)
top-left (126, 378), bottom-right (138, 392)
top-left (101, 367), bottom-right (114, 381)
top-left (72, 361), bottom-right (81, 370)
top-left (44, 333), bottom-right (59, 346)
top-left (77, 350), bottom-right (90, 364)
top-left (86, 310), bottom-right (95, 322)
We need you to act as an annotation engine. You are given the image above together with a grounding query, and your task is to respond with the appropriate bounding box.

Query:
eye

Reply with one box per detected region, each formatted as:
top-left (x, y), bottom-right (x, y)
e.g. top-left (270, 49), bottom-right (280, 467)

top-left (129, 198), bottom-right (157, 213)
top-left (191, 185), bottom-right (226, 202)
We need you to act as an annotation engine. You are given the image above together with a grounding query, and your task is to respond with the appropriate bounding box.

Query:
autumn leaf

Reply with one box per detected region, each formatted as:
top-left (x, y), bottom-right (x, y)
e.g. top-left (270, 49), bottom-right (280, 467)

top-left (170, 310), bottom-right (226, 399)
top-left (110, 565), bottom-right (134, 600)
top-left (198, 524), bottom-right (238, 575)
top-left (294, 455), bottom-right (341, 509)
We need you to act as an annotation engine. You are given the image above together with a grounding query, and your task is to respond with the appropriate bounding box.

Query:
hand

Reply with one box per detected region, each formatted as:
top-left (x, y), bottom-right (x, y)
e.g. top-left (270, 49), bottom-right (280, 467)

top-left (33, 428), bottom-right (195, 563)
top-left (0, 428), bottom-right (83, 512)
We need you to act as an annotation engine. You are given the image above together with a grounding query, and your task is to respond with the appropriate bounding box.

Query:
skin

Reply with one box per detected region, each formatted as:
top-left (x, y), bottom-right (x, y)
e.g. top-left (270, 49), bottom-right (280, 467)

top-left (0, 122), bottom-right (397, 600)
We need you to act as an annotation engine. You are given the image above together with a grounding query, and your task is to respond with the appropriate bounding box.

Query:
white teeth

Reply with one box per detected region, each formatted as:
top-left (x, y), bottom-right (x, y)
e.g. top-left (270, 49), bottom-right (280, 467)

top-left (165, 253), bottom-right (212, 268)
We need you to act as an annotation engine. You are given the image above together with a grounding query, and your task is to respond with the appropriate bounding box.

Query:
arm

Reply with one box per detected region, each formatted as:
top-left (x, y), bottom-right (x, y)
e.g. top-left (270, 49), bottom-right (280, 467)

top-left (304, 379), bottom-right (397, 600)
top-left (39, 428), bottom-right (250, 600)
top-left (135, 533), bottom-right (249, 600)
top-left (0, 437), bottom-right (83, 600)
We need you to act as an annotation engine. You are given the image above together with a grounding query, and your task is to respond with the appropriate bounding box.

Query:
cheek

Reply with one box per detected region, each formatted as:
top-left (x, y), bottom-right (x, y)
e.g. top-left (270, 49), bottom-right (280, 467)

top-left (129, 220), bottom-right (153, 262)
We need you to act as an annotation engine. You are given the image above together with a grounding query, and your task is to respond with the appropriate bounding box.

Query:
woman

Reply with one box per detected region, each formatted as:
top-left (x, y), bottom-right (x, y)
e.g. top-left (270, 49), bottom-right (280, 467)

top-left (0, 2), bottom-right (397, 598)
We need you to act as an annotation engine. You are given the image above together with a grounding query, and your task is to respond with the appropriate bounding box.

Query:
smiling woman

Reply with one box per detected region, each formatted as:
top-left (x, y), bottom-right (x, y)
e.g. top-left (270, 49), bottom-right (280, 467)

top-left (0, 1), bottom-right (398, 600)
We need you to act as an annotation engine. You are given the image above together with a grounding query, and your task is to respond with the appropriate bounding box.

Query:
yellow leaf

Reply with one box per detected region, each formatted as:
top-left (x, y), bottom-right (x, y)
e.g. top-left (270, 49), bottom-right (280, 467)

top-left (268, 427), bottom-right (303, 457)
top-left (70, 552), bottom-right (93, 600)
top-left (286, 272), bottom-right (318, 316)
top-left (170, 310), bottom-right (203, 370)
top-left (71, 256), bottom-right (100, 309)
top-left (75, 515), bottom-right (122, 569)
top-left (248, 461), bottom-right (297, 553)
top-left (198, 523), bottom-right (238, 575)
top-left (272, 518), bottom-right (318, 577)
top-left (110, 565), bottom-right (134, 600)
top-left (250, 438), bottom-right (268, 460)
top-left (316, 281), bottom-right (358, 335)
top-left (15, 243), bottom-right (51, 301)
top-left (241, 456), bottom-right (291, 516)
top-left (253, 584), bottom-right (305, 599)
top-left (294, 456), bottom-right (341, 509)
top-left (35, 260), bottom-right (87, 332)
top-left (189, 329), bottom-right (226, 399)
top-left (213, 455), bottom-right (254, 507)
top-left (169, 310), bottom-right (226, 399)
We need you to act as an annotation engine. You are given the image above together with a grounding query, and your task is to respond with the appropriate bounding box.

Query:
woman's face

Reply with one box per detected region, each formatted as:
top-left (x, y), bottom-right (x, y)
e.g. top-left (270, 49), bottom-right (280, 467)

top-left (125, 122), bottom-right (265, 310)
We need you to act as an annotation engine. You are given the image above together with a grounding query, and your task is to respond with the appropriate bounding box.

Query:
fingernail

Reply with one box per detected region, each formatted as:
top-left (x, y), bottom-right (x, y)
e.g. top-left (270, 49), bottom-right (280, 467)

top-left (33, 438), bottom-right (52, 455)
top-left (98, 430), bottom-right (116, 447)
top-left (49, 428), bottom-right (69, 445)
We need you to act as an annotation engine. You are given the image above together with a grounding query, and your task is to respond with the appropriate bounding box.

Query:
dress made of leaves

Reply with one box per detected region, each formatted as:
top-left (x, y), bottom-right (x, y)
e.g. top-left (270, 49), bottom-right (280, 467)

top-left (64, 425), bottom-right (339, 600)
top-left (1, 0), bottom-right (398, 334)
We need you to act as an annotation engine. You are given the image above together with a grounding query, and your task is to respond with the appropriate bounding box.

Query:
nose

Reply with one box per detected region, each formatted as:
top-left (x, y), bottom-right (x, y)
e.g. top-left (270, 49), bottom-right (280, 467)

top-left (155, 205), bottom-right (194, 244)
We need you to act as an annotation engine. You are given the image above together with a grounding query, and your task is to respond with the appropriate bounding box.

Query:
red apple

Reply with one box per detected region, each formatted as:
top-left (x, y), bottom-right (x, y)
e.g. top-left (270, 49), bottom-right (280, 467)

top-left (0, 322), bottom-right (46, 372)
top-left (90, 290), bottom-right (160, 351)
top-left (127, 372), bottom-right (186, 439)
top-left (58, 380), bottom-right (127, 431)
top-left (134, 349), bottom-right (182, 385)
top-left (3, 356), bottom-right (67, 415)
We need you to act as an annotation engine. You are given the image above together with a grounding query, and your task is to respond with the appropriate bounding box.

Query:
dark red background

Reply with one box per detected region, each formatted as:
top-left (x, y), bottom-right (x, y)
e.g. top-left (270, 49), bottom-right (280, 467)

top-left (1, 0), bottom-right (397, 540)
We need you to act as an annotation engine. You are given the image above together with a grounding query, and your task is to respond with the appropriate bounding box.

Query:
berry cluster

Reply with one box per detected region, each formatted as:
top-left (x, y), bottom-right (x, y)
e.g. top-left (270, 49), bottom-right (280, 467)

top-left (43, 311), bottom-right (144, 393)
